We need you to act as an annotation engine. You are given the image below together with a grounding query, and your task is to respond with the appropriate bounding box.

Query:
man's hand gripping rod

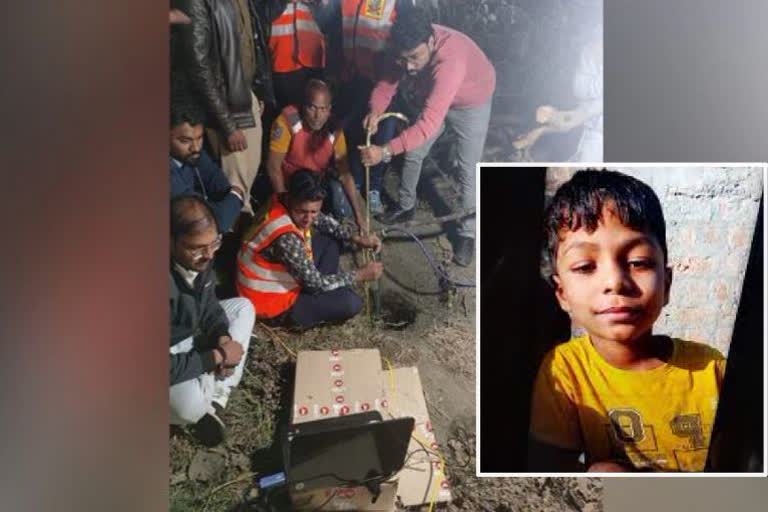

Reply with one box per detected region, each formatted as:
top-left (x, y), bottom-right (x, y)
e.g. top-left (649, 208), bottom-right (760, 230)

top-left (363, 112), bottom-right (409, 320)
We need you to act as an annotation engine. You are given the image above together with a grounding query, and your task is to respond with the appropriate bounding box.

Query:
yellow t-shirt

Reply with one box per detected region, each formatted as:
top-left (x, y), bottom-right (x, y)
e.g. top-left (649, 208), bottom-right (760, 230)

top-left (530, 335), bottom-right (726, 471)
top-left (269, 114), bottom-right (348, 161)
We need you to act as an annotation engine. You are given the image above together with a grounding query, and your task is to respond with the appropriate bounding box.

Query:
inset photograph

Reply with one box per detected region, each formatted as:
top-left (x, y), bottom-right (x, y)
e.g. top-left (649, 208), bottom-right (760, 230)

top-left (479, 164), bottom-right (766, 475)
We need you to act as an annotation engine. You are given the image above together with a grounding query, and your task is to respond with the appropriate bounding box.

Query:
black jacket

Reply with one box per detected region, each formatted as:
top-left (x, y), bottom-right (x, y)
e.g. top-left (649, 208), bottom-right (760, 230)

top-left (173, 0), bottom-right (275, 136)
top-left (170, 264), bottom-right (230, 385)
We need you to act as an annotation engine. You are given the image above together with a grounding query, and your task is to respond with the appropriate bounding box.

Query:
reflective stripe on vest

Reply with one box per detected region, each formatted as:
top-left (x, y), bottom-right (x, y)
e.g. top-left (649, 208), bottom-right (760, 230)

top-left (237, 197), bottom-right (312, 317)
top-left (237, 271), bottom-right (295, 294)
top-left (270, 1), bottom-right (325, 72)
top-left (271, 19), bottom-right (322, 38)
top-left (341, 0), bottom-right (396, 79)
top-left (282, 106), bottom-right (336, 146)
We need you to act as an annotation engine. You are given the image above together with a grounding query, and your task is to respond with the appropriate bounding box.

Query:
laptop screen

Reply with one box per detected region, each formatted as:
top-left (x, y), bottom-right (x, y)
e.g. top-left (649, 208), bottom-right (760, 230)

top-left (286, 414), bottom-right (414, 491)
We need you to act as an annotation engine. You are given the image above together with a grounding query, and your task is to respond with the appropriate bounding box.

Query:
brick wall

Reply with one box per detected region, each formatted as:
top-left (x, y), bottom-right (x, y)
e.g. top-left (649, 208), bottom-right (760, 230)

top-left (545, 166), bottom-right (764, 355)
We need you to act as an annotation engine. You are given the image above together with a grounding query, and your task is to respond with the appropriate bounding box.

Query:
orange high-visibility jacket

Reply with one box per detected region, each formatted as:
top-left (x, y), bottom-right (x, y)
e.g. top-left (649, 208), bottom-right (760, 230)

top-left (236, 195), bottom-right (311, 318)
top-left (279, 105), bottom-right (341, 179)
top-left (270, 1), bottom-right (326, 73)
top-left (341, 0), bottom-right (397, 80)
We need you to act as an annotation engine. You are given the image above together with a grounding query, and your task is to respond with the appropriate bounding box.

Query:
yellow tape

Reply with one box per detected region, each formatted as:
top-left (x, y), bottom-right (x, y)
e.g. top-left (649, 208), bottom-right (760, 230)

top-left (381, 355), bottom-right (445, 511)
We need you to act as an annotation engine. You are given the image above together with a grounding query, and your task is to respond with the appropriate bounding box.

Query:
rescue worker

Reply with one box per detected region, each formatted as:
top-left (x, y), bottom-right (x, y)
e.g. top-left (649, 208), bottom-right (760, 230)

top-left (237, 170), bottom-right (383, 329)
top-left (267, 79), bottom-right (365, 230)
top-left (269, 0), bottom-right (326, 110)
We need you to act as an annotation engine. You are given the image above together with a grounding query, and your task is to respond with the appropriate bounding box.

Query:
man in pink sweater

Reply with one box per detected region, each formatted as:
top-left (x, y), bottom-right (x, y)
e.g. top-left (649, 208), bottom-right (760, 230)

top-left (359, 8), bottom-right (495, 266)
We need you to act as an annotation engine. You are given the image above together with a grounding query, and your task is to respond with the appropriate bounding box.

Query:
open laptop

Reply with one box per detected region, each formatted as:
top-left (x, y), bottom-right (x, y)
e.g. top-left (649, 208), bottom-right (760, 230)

top-left (283, 412), bottom-right (414, 493)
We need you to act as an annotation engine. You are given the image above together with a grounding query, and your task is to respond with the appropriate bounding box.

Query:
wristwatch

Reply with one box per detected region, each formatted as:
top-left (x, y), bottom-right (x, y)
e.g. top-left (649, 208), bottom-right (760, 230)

top-left (381, 145), bottom-right (392, 164)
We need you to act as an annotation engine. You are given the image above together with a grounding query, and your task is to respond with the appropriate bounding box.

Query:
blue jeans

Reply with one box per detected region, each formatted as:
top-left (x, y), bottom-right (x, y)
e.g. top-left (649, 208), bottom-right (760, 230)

top-left (323, 176), bottom-right (353, 220)
top-left (288, 233), bottom-right (363, 328)
top-left (338, 76), bottom-right (399, 194)
top-left (350, 117), bottom-right (399, 193)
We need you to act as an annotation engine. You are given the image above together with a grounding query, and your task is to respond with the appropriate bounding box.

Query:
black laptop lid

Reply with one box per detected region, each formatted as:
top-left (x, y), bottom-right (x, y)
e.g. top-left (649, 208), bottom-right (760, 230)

top-left (285, 413), bottom-right (414, 491)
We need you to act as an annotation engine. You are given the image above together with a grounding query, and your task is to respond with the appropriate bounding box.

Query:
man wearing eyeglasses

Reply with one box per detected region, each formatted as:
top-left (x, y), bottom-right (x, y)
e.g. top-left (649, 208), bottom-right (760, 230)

top-left (358, 8), bottom-right (495, 267)
top-left (266, 79), bottom-right (365, 230)
top-left (170, 195), bottom-right (255, 446)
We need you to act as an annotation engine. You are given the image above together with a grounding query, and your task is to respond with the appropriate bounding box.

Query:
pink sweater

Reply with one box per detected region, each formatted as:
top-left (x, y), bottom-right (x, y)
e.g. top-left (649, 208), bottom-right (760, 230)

top-left (369, 24), bottom-right (496, 156)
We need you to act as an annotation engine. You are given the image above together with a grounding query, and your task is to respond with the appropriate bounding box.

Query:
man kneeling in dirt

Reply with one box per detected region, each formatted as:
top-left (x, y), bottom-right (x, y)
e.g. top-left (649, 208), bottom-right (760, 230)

top-left (170, 195), bottom-right (255, 446)
top-left (237, 170), bottom-right (383, 329)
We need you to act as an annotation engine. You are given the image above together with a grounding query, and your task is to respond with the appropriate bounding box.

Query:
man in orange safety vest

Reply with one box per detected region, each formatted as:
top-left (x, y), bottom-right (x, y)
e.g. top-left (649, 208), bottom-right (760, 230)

top-left (237, 170), bottom-right (382, 328)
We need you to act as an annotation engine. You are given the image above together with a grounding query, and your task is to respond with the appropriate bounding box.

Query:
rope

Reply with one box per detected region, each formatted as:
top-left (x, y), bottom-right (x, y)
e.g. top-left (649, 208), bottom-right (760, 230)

top-left (381, 357), bottom-right (444, 512)
top-left (362, 112), bottom-right (410, 321)
top-left (380, 226), bottom-right (476, 288)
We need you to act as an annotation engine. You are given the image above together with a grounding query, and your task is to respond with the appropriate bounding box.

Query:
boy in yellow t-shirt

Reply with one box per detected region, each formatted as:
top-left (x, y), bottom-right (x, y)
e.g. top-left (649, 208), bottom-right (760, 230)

top-left (529, 170), bottom-right (726, 472)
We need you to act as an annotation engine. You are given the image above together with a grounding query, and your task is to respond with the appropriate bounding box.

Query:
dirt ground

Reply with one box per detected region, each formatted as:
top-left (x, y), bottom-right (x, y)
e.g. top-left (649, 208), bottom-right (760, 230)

top-left (169, 165), bottom-right (603, 511)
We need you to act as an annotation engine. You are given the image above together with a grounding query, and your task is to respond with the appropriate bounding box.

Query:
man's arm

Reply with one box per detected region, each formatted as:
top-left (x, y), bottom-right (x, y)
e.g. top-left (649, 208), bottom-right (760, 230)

top-left (386, 58), bottom-right (465, 156)
top-left (170, 350), bottom-right (219, 386)
top-left (169, 276), bottom-right (223, 385)
top-left (183, 0), bottom-right (238, 137)
top-left (198, 273), bottom-right (231, 340)
top-left (267, 151), bottom-right (288, 194)
top-left (362, 58), bottom-right (466, 167)
top-left (273, 232), bottom-right (357, 293)
top-left (196, 150), bottom-right (243, 232)
top-left (267, 115), bottom-right (292, 194)
top-left (368, 58), bottom-right (401, 116)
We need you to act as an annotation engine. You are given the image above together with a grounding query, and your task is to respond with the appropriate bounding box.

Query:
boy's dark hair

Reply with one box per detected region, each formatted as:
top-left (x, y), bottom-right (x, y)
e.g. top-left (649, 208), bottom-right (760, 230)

top-left (389, 6), bottom-right (433, 52)
top-left (171, 195), bottom-right (219, 241)
top-left (170, 82), bottom-right (206, 128)
top-left (541, 169), bottom-right (668, 285)
top-left (287, 170), bottom-right (326, 202)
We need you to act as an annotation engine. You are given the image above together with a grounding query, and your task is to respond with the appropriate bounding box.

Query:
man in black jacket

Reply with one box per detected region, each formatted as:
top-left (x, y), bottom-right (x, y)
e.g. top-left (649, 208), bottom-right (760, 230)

top-left (170, 195), bottom-right (256, 446)
top-left (173, 0), bottom-right (275, 218)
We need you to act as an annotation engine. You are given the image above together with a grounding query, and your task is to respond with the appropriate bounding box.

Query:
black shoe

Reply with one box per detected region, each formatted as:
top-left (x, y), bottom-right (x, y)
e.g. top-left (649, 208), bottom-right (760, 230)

top-left (191, 406), bottom-right (226, 447)
top-left (452, 236), bottom-right (475, 267)
top-left (377, 206), bottom-right (415, 225)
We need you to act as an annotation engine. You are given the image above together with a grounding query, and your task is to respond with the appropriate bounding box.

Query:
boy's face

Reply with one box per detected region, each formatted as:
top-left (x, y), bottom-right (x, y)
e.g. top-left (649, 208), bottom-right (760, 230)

top-left (552, 206), bottom-right (672, 346)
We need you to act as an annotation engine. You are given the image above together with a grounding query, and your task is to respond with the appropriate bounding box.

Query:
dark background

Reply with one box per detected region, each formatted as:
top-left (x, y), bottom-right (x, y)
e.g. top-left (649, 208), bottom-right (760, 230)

top-left (478, 167), bottom-right (569, 472)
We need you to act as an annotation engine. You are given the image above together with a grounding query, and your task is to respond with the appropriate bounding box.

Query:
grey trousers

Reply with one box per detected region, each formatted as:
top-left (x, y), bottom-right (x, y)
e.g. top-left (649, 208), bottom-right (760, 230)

top-left (398, 99), bottom-right (491, 239)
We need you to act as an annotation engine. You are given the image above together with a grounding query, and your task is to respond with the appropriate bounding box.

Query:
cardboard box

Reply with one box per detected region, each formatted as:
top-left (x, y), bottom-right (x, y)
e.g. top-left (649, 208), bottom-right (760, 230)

top-left (289, 350), bottom-right (451, 510)
top-left (291, 484), bottom-right (397, 511)
top-left (293, 349), bottom-right (385, 423)
top-left (382, 367), bottom-right (452, 507)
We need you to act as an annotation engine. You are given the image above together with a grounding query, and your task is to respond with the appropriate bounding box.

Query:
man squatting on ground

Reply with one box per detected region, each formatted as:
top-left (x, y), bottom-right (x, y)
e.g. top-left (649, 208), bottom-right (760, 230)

top-left (170, 94), bottom-right (244, 233)
top-left (177, 0), bottom-right (274, 217)
top-left (267, 79), bottom-right (366, 229)
top-left (237, 170), bottom-right (382, 329)
top-left (529, 170), bottom-right (725, 472)
top-left (170, 196), bottom-right (256, 447)
top-left (359, 8), bottom-right (496, 266)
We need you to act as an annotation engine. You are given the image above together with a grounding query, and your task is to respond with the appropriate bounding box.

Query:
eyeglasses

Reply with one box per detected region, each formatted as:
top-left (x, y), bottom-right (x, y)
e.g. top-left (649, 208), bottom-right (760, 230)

top-left (187, 234), bottom-right (223, 260)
